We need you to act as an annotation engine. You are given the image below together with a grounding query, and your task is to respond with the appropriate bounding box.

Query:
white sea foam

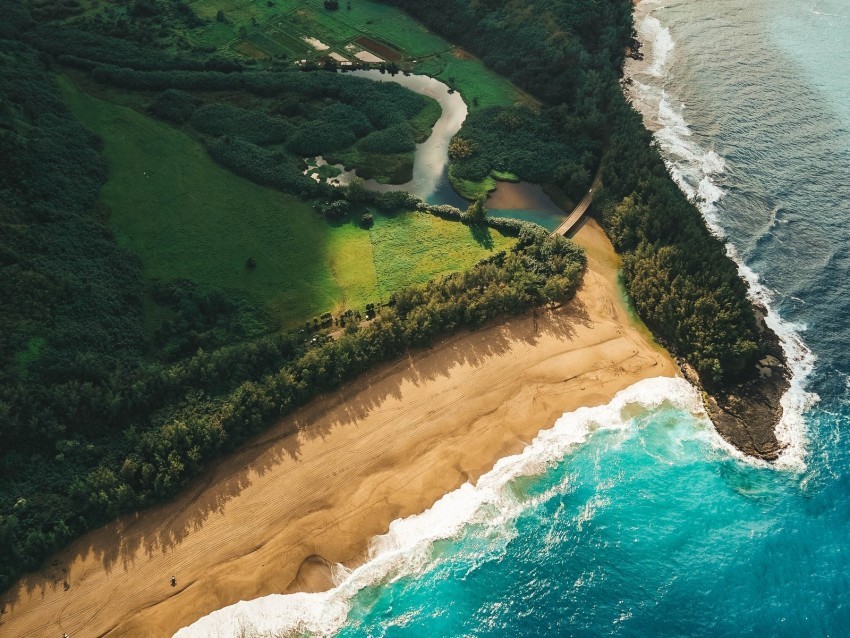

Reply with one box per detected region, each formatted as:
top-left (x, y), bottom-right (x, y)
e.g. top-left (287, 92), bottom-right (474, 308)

top-left (640, 14), bottom-right (674, 78)
top-left (627, 1), bottom-right (818, 471)
top-left (174, 377), bottom-right (705, 638)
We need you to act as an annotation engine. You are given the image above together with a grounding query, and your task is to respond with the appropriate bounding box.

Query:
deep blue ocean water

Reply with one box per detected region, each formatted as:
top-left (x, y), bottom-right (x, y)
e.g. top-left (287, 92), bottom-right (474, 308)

top-left (177, 1), bottom-right (850, 635)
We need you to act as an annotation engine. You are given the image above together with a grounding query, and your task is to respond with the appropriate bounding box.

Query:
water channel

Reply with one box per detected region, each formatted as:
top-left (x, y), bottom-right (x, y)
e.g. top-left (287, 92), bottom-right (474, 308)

top-left (313, 70), bottom-right (568, 230)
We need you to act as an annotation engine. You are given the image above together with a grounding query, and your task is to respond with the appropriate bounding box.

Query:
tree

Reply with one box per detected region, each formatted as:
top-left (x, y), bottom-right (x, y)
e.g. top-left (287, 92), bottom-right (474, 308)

top-left (464, 195), bottom-right (488, 225)
top-left (448, 136), bottom-right (474, 159)
top-left (216, 9), bottom-right (225, 22)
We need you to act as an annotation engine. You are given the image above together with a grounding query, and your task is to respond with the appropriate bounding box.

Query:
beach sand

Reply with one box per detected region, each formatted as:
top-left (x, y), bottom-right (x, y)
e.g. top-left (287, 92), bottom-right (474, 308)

top-left (0, 219), bottom-right (677, 637)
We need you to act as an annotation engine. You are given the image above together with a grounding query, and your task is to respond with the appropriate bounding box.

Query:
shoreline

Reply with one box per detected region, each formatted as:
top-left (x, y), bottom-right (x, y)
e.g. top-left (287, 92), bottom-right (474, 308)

top-left (626, 0), bottom-right (800, 464)
top-left (0, 219), bottom-right (678, 637)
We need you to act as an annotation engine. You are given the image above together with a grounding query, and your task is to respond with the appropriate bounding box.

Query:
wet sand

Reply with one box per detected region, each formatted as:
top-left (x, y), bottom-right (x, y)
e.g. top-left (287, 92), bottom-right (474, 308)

top-left (0, 219), bottom-right (677, 637)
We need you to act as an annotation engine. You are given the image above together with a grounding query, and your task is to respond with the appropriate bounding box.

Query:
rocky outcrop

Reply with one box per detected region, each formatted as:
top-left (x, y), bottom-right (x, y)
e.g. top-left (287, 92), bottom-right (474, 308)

top-left (681, 307), bottom-right (790, 462)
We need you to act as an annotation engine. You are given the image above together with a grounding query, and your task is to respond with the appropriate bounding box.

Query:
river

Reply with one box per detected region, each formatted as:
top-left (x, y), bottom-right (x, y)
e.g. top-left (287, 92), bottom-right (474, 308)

top-left (319, 69), bottom-right (568, 227)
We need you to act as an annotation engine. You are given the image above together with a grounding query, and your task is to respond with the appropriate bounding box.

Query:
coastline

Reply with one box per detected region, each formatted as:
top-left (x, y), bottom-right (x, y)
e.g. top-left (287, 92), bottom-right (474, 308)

top-left (626, 0), bottom-right (804, 465)
top-left (0, 219), bottom-right (677, 637)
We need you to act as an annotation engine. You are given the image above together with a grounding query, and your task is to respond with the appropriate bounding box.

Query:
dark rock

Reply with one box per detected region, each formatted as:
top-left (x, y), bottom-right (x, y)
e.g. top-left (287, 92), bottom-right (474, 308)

top-left (681, 307), bottom-right (790, 462)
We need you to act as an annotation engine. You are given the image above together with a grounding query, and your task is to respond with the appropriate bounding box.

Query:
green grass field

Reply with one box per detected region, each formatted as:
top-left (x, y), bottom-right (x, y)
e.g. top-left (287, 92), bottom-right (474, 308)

top-left (59, 77), bottom-right (513, 327)
top-left (369, 211), bottom-right (514, 299)
top-left (60, 76), bottom-right (348, 327)
top-left (414, 54), bottom-right (525, 110)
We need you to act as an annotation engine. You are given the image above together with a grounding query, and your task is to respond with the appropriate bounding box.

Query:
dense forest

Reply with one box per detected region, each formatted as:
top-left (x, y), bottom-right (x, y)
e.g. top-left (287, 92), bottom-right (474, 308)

top-left (449, 106), bottom-right (596, 202)
top-left (380, 0), bottom-right (764, 386)
top-left (0, 0), bottom-right (586, 592)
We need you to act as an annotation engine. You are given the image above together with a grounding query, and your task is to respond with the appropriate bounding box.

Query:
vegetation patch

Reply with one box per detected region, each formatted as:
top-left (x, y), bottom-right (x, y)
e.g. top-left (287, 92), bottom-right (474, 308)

top-left (491, 170), bottom-right (520, 182)
top-left (448, 106), bottom-right (596, 201)
top-left (448, 166), bottom-right (519, 202)
top-left (328, 148), bottom-right (415, 183)
top-left (234, 40), bottom-right (270, 59)
top-left (262, 25), bottom-right (313, 56)
top-left (370, 211), bottom-right (515, 299)
top-left (245, 30), bottom-right (289, 56)
top-left (414, 53), bottom-right (525, 110)
top-left (448, 165), bottom-right (497, 201)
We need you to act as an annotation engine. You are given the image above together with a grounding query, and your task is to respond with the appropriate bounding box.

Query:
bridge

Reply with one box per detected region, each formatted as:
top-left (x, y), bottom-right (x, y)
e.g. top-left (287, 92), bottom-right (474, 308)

top-left (552, 170), bottom-right (602, 237)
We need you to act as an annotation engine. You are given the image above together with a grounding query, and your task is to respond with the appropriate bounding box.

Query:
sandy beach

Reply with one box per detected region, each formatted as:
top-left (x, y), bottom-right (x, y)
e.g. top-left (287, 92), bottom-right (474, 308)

top-left (0, 219), bottom-right (677, 637)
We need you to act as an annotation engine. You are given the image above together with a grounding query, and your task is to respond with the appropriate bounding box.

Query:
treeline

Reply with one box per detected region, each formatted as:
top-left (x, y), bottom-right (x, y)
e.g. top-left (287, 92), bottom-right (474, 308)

top-left (207, 136), bottom-right (328, 199)
top-left (85, 65), bottom-right (432, 129)
top-left (74, 225), bottom-right (585, 521)
top-left (26, 23), bottom-right (238, 71)
top-left (381, 0), bottom-right (766, 385)
top-left (189, 103), bottom-right (295, 146)
top-left (598, 103), bottom-right (760, 384)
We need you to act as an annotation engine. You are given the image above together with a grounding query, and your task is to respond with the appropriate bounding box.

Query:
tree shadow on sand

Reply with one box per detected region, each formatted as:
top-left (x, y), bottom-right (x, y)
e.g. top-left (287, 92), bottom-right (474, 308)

top-left (2, 301), bottom-right (592, 621)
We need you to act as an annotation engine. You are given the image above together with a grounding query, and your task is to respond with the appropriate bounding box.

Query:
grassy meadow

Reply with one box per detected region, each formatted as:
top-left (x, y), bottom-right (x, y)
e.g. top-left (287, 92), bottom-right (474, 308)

top-left (59, 77), bottom-right (513, 328)
top-left (414, 54), bottom-right (527, 109)
top-left (369, 212), bottom-right (515, 299)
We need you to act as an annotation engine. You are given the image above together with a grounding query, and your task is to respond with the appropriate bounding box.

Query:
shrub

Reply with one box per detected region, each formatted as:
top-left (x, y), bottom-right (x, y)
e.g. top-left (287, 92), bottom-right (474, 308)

top-left (149, 89), bottom-right (200, 123)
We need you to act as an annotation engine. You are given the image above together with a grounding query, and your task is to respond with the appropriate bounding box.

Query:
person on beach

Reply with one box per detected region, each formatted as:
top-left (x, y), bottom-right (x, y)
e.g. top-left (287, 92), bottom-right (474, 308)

top-left (171, 576), bottom-right (176, 587)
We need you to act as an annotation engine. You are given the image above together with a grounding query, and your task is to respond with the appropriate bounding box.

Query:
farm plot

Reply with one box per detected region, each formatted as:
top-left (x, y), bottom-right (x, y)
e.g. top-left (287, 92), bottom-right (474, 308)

top-left (262, 25), bottom-right (313, 56)
top-left (354, 36), bottom-right (402, 62)
top-left (243, 31), bottom-right (290, 56)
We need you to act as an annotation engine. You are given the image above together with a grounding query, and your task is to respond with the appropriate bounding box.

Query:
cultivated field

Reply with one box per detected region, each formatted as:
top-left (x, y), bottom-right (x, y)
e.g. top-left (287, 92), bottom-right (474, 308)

top-left (182, 0), bottom-right (526, 110)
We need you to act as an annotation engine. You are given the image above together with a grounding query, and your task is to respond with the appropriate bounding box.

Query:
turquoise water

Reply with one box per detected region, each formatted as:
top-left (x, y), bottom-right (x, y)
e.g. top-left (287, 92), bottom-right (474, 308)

top-left (177, 1), bottom-right (850, 635)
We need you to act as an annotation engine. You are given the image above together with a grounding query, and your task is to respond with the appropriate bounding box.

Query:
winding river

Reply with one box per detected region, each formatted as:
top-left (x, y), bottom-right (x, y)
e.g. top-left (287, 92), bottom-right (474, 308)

top-left (349, 70), bottom-right (469, 207)
top-left (320, 69), bottom-right (568, 228)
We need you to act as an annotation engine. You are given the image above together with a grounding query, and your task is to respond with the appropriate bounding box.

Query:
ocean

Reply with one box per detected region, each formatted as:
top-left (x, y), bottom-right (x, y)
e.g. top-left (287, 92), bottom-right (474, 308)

top-left (176, 1), bottom-right (850, 635)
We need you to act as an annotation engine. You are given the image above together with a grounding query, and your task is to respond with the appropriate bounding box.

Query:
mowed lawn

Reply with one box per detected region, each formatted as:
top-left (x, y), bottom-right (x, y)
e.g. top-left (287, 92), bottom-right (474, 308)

top-left (59, 77), bottom-right (513, 326)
